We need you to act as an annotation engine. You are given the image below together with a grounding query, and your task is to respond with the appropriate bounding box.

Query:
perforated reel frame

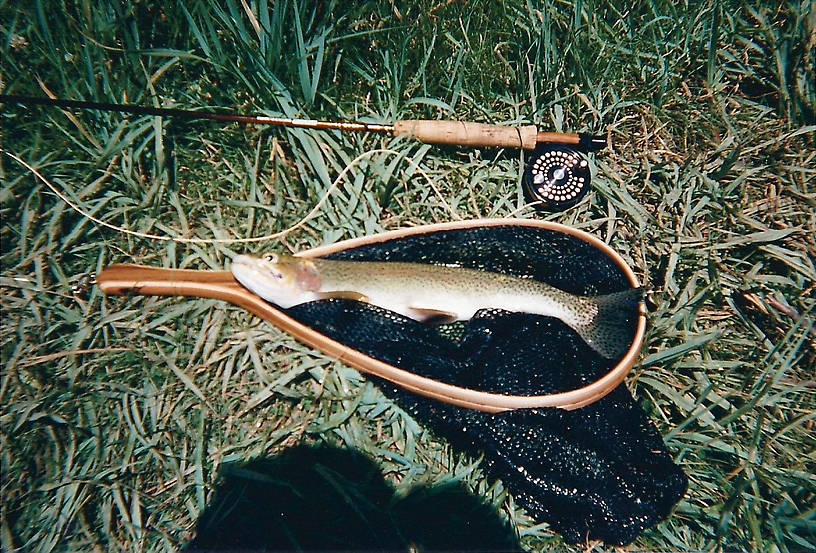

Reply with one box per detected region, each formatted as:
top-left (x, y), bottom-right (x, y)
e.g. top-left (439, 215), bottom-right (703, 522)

top-left (524, 145), bottom-right (592, 210)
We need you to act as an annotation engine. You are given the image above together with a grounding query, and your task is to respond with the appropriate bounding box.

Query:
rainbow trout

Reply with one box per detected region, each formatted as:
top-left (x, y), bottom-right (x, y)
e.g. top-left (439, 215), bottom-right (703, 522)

top-left (231, 254), bottom-right (643, 359)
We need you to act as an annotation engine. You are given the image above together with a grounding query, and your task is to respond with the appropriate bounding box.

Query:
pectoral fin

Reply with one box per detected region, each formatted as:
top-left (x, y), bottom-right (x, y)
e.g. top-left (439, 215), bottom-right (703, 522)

top-left (407, 307), bottom-right (458, 324)
top-left (314, 290), bottom-right (370, 302)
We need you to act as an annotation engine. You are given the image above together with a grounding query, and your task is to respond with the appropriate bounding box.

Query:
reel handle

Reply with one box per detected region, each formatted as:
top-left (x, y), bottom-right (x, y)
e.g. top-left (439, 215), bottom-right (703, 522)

top-left (393, 119), bottom-right (606, 152)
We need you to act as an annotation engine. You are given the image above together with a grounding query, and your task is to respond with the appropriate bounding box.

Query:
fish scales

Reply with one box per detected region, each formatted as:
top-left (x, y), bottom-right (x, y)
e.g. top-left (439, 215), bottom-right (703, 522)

top-left (314, 258), bottom-right (588, 321)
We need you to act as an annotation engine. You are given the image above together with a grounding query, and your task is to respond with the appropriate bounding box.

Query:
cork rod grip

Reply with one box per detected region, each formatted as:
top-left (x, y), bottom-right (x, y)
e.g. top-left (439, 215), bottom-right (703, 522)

top-left (393, 120), bottom-right (538, 149)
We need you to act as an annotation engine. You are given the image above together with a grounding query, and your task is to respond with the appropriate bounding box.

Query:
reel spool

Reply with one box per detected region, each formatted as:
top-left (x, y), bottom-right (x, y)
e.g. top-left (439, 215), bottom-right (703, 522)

top-left (524, 144), bottom-right (592, 211)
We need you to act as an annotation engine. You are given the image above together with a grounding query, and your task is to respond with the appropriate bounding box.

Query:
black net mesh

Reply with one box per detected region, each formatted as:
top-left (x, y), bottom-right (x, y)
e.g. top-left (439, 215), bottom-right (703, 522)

top-left (284, 225), bottom-right (687, 545)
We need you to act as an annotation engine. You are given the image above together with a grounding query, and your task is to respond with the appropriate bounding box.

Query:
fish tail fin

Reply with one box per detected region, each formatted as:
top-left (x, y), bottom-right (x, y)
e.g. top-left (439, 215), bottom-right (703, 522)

top-left (574, 287), bottom-right (645, 359)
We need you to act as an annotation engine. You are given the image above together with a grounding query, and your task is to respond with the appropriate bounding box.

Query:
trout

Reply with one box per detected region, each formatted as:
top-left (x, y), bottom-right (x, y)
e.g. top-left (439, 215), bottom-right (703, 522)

top-left (231, 254), bottom-right (643, 359)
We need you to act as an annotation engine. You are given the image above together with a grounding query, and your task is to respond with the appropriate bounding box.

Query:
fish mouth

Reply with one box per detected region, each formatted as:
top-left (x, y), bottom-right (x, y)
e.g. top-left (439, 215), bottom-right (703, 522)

top-left (231, 254), bottom-right (256, 268)
top-left (230, 255), bottom-right (260, 291)
top-left (231, 254), bottom-right (281, 278)
top-left (230, 255), bottom-right (290, 303)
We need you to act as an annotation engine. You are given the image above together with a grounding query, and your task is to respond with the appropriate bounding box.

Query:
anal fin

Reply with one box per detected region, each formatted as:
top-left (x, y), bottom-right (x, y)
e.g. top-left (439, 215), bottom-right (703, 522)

top-left (407, 307), bottom-right (459, 325)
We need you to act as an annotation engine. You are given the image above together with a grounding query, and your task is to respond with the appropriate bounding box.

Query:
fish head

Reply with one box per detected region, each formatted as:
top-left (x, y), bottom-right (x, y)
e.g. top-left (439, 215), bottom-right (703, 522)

top-left (231, 254), bottom-right (322, 308)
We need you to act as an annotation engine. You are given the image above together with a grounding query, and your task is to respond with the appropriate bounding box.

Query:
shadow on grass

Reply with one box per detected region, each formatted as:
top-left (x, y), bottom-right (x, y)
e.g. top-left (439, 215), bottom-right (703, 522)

top-left (186, 443), bottom-right (521, 552)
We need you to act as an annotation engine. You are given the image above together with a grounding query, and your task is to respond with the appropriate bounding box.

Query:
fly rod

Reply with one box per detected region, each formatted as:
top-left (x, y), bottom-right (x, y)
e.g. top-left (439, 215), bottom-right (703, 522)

top-left (1, 93), bottom-right (608, 210)
top-left (1, 94), bottom-right (606, 151)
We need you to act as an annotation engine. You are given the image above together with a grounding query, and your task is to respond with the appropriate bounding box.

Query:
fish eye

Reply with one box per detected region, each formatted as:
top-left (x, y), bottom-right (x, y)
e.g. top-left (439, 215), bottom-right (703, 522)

top-left (263, 253), bottom-right (279, 263)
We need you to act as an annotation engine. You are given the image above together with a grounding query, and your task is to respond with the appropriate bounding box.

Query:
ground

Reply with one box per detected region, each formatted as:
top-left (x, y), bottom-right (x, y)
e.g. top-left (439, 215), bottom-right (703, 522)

top-left (1, 1), bottom-right (814, 551)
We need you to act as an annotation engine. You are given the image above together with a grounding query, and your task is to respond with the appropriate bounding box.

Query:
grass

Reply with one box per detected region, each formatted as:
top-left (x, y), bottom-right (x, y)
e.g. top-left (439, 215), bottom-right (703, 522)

top-left (1, 0), bottom-right (814, 551)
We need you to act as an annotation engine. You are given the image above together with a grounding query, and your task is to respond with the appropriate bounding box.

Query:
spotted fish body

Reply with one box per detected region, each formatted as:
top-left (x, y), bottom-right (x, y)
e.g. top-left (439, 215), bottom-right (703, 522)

top-left (231, 254), bottom-right (643, 359)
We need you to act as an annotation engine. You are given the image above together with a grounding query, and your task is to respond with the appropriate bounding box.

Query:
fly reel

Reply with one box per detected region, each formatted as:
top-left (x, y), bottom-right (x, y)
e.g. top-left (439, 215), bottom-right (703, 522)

top-left (524, 144), bottom-right (593, 211)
